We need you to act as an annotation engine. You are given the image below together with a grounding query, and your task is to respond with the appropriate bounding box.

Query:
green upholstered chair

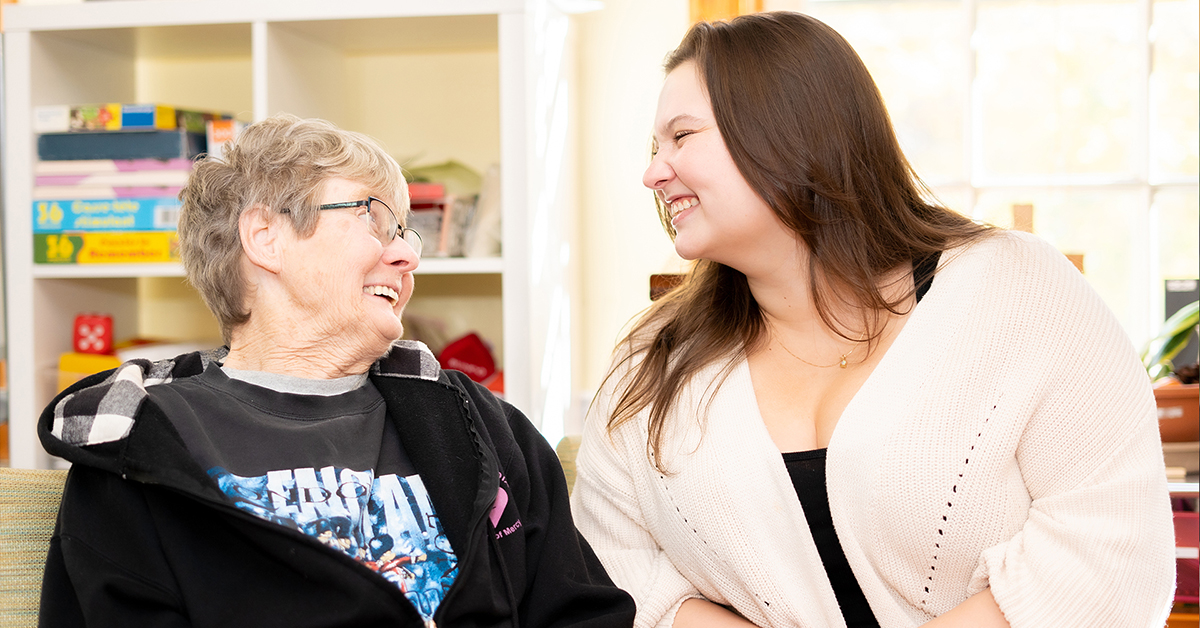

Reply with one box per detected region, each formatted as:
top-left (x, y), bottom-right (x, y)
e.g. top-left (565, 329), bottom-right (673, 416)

top-left (0, 468), bottom-right (67, 628)
top-left (556, 435), bottom-right (583, 496)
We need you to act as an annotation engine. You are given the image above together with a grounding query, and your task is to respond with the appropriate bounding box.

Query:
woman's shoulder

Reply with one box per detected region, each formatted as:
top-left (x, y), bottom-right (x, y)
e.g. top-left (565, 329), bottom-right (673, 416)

top-left (944, 229), bottom-right (1085, 288)
top-left (947, 228), bottom-right (1054, 261)
top-left (937, 229), bottom-right (1119, 339)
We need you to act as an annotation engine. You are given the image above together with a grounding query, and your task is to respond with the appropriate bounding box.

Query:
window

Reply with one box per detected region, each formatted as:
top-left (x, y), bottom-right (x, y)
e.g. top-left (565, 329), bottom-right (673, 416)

top-left (800, 0), bottom-right (1199, 345)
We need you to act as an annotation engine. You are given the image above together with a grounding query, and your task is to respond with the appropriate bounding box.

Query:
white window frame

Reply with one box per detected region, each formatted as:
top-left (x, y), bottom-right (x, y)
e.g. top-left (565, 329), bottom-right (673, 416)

top-left (791, 0), bottom-right (1200, 346)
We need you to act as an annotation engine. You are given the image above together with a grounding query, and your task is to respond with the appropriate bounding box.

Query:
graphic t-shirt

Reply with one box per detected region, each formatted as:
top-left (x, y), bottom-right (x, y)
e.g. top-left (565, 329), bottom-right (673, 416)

top-left (151, 364), bottom-right (458, 621)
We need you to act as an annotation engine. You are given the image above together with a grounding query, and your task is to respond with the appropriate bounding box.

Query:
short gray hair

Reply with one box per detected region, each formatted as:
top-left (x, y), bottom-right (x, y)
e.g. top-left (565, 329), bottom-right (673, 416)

top-left (178, 113), bottom-right (407, 343)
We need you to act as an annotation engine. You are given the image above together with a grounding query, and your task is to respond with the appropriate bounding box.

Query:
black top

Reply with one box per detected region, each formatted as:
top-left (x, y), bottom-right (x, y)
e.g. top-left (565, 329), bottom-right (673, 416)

top-left (784, 450), bottom-right (881, 628)
top-left (153, 365), bottom-right (460, 621)
top-left (781, 251), bottom-right (940, 627)
top-left (157, 364), bottom-right (408, 477)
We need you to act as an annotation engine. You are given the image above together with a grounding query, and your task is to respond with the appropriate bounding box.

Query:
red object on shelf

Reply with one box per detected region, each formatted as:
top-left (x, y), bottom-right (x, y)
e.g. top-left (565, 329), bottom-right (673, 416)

top-left (73, 313), bottom-right (113, 354)
top-left (1179, 512), bottom-right (1200, 547)
top-left (408, 182), bottom-right (445, 202)
top-left (408, 182), bottom-right (446, 212)
top-left (484, 371), bottom-right (505, 397)
top-left (437, 333), bottom-right (496, 384)
top-left (1178, 512), bottom-right (1200, 604)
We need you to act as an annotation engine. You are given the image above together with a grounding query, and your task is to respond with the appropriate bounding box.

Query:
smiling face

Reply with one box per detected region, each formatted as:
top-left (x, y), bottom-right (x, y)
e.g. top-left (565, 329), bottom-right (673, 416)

top-left (643, 61), bottom-right (793, 271)
top-left (278, 176), bottom-right (419, 359)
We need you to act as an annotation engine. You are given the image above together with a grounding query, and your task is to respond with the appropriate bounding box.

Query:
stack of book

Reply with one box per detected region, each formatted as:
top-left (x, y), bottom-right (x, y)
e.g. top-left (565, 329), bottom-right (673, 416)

top-left (407, 181), bottom-right (484, 258)
top-left (32, 102), bottom-right (237, 264)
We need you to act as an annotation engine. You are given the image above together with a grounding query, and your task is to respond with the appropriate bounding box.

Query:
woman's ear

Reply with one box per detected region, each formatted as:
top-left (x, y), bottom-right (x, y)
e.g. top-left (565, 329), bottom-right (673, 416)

top-left (239, 204), bottom-right (284, 274)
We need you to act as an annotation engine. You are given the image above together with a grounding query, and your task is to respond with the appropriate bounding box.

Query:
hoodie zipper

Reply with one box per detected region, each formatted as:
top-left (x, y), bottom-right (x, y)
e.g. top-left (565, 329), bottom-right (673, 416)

top-left (427, 500), bottom-right (498, 627)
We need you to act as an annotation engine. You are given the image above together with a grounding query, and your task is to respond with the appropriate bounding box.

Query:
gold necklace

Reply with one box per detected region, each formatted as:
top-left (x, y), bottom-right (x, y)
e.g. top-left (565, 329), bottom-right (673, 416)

top-left (773, 327), bottom-right (865, 369)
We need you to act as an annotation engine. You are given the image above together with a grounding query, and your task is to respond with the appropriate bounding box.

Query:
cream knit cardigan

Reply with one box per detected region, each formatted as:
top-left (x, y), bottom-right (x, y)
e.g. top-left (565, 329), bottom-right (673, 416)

top-left (571, 231), bottom-right (1176, 628)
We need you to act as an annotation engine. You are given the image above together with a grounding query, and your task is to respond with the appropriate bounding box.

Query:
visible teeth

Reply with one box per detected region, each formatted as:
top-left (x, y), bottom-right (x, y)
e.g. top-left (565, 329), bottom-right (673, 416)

top-left (365, 285), bottom-right (398, 304)
top-left (670, 198), bottom-right (695, 214)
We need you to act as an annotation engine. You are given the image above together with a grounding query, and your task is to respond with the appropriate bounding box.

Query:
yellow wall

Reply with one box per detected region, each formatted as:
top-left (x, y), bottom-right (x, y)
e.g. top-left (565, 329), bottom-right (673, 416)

top-left (136, 56), bottom-right (254, 120)
top-left (345, 50), bottom-right (501, 177)
top-left (574, 0), bottom-right (691, 400)
top-left (137, 277), bottom-right (222, 342)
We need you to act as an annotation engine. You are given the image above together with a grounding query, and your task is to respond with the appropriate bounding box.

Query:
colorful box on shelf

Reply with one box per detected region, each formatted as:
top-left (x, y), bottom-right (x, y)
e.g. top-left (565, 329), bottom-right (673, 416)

top-left (34, 186), bottom-right (184, 201)
top-left (34, 103), bottom-right (235, 135)
top-left (35, 157), bottom-right (195, 176)
top-left (36, 168), bottom-right (190, 188)
top-left (57, 352), bottom-right (123, 393)
top-left (37, 129), bottom-right (206, 161)
top-left (34, 197), bottom-right (181, 232)
top-left (33, 157), bottom-right (193, 201)
top-left (205, 119), bottom-right (245, 160)
top-left (34, 231), bottom-right (180, 264)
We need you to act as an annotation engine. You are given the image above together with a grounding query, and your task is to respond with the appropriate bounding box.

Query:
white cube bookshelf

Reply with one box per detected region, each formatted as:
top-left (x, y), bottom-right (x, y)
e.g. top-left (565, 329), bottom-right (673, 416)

top-left (3, 0), bottom-right (585, 468)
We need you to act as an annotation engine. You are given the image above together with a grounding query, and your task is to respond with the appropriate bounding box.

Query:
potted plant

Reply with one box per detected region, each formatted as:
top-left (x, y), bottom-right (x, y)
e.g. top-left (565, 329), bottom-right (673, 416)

top-left (1143, 300), bottom-right (1199, 443)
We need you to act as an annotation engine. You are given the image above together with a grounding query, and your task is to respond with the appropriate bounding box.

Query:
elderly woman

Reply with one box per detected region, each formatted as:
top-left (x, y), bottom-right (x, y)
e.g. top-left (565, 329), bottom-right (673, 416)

top-left (38, 114), bottom-right (634, 628)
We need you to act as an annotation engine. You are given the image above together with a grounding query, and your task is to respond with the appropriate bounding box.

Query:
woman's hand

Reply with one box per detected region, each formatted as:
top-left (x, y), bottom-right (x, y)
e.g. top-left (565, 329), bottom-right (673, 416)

top-left (921, 589), bottom-right (1010, 628)
top-left (673, 599), bottom-right (760, 627)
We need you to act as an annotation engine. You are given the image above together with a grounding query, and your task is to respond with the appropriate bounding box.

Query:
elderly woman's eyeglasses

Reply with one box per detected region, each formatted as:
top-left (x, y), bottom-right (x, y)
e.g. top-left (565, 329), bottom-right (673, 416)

top-left (317, 196), bottom-right (423, 257)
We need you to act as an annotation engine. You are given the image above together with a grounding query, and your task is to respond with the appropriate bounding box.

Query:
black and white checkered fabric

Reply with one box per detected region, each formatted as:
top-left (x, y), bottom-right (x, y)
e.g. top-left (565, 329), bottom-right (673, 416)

top-left (50, 341), bottom-right (441, 447)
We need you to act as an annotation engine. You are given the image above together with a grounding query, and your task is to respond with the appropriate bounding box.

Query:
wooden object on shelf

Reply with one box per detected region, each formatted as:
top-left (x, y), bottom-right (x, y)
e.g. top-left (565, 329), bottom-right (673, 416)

top-left (1167, 610), bottom-right (1199, 628)
top-left (1010, 203), bottom-right (1084, 272)
top-left (690, 0), bottom-right (761, 24)
top-left (1011, 203), bottom-right (1034, 232)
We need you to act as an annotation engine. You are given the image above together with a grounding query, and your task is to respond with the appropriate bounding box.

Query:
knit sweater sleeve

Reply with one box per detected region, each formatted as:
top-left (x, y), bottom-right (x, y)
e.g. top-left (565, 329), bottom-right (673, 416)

top-left (965, 233), bottom-right (1176, 627)
top-left (571, 375), bottom-right (701, 628)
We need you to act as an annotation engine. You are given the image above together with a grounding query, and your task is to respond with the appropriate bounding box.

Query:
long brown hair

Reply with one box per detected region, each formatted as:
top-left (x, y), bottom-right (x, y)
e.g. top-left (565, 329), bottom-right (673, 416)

top-left (605, 11), bottom-right (991, 471)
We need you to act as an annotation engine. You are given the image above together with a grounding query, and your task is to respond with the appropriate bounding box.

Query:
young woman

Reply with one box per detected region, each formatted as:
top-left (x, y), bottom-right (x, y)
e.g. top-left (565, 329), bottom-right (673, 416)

top-left (571, 12), bottom-right (1175, 628)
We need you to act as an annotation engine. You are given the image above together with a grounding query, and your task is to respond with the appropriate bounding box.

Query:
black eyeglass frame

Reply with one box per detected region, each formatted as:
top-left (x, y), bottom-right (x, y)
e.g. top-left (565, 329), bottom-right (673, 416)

top-left (316, 196), bottom-right (422, 255)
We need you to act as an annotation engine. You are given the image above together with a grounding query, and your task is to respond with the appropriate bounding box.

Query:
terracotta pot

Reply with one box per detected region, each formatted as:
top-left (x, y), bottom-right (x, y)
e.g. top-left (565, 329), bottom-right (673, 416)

top-left (1156, 382), bottom-right (1200, 443)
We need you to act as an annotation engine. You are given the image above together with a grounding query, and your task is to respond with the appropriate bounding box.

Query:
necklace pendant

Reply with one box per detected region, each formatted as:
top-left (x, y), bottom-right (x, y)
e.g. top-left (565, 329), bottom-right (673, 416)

top-left (839, 357), bottom-right (848, 368)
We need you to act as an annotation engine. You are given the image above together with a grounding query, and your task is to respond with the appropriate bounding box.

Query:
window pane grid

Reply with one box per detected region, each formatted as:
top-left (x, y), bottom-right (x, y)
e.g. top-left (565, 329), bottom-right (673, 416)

top-left (802, 0), bottom-right (1199, 345)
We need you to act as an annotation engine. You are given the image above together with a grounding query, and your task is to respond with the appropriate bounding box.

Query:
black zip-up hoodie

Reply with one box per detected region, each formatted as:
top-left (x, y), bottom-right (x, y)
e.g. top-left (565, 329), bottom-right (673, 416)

top-left (37, 343), bottom-right (635, 628)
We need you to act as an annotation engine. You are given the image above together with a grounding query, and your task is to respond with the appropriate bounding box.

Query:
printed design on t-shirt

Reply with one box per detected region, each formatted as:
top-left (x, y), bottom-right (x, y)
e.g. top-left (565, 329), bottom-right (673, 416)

top-left (209, 466), bottom-right (458, 621)
top-left (492, 471), bottom-right (523, 540)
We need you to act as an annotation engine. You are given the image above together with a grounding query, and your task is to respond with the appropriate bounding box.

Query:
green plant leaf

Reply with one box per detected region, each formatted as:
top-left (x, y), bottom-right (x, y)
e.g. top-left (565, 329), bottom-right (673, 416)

top-left (1141, 299), bottom-right (1199, 379)
top-left (1162, 300), bottom-right (1199, 338)
top-left (1148, 362), bottom-right (1173, 381)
